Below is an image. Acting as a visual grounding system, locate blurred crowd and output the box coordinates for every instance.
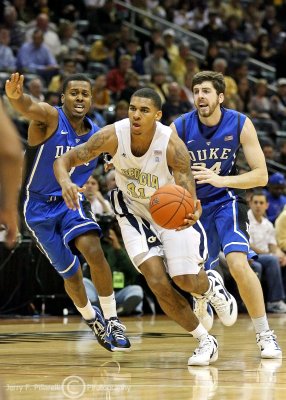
[1,0,286,314]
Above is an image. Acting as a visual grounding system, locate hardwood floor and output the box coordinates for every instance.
[0,314,285,399]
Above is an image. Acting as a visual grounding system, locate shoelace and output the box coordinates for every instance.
[106,319,127,340]
[90,319,107,342]
[195,336,214,355]
[258,330,278,344]
[194,297,208,315]
[206,280,228,313]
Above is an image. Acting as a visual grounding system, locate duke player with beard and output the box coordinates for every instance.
[171,71,281,359]
[5,72,130,352]
[53,87,239,366]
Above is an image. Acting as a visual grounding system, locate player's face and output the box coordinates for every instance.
[61,81,92,118]
[128,96,162,136]
[193,81,224,118]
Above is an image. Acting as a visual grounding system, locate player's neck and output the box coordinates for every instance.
[199,107,222,127]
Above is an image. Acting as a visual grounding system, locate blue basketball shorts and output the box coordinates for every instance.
[23,197,101,279]
[194,193,250,270]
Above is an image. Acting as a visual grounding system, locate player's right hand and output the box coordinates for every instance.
[5,73,24,100]
[61,180,86,211]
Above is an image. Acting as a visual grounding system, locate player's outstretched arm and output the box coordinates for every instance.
[5,72,55,122]
[54,124,117,210]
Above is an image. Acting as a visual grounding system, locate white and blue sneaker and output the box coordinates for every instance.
[256,330,282,359]
[188,335,218,366]
[85,306,113,352]
[206,270,237,327]
[106,317,131,352]
[193,296,214,331]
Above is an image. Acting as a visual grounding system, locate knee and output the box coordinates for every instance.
[145,274,172,298]
[172,275,196,292]
[228,260,251,282]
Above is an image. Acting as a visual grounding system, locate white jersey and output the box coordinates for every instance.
[112,118,174,220]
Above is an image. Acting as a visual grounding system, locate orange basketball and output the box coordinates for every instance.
[149,184,195,229]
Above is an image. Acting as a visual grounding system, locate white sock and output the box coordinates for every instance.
[98,292,117,320]
[251,315,270,334]
[75,299,95,320]
[190,322,208,340]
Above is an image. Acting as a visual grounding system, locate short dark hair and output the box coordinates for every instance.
[192,71,225,95]
[249,190,267,201]
[62,74,91,94]
[131,88,162,110]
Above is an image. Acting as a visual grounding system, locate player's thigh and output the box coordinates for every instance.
[161,227,204,277]
[216,199,249,256]
[117,214,164,269]
[29,219,80,278]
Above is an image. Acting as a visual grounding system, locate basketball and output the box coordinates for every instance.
[149,184,195,229]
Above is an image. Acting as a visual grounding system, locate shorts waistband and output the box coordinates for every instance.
[28,192,64,203]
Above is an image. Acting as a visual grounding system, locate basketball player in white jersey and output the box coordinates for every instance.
[54,88,237,366]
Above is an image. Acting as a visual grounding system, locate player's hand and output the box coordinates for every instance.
[61,180,86,210]
[5,73,24,100]
[176,200,202,231]
[192,165,225,188]
[0,208,18,248]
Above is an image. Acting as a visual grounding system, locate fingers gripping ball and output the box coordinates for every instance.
[149,184,194,229]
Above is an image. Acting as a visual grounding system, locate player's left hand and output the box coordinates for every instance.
[176,200,202,231]
[192,165,225,187]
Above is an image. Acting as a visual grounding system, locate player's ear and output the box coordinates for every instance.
[218,93,224,104]
[155,110,162,121]
[61,93,65,104]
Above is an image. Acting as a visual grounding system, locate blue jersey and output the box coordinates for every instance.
[174,108,246,201]
[23,107,99,198]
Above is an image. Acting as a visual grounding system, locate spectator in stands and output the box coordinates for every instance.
[170,42,192,85]
[27,77,45,102]
[212,58,238,105]
[248,191,286,313]
[119,70,141,103]
[2,5,26,53]
[180,70,195,108]
[92,74,111,113]
[199,10,224,43]
[88,33,119,69]
[237,77,252,114]
[161,81,191,125]
[124,36,144,75]
[261,140,276,161]
[84,173,113,216]
[147,69,169,105]
[162,28,179,63]
[143,42,170,77]
[249,79,279,133]
[271,78,286,124]
[17,29,59,84]
[87,0,120,35]
[106,54,133,100]
[274,38,286,80]
[255,33,276,66]
[105,100,129,124]
[26,13,61,58]
[48,57,77,94]
[265,172,286,224]
[141,27,163,59]
[276,140,286,166]
[58,19,85,59]
[0,28,16,72]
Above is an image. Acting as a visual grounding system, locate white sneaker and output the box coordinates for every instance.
[266,300,286,313]
[205,270,237,326]
[256,330,282,359]
[188,335,218,366]
[193,296,214,331]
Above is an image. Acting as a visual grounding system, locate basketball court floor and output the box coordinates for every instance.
[0,314,285,400]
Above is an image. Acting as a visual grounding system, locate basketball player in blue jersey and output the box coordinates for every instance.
[54,87,239,366]
[0,99,22,248]
[5,72,130,352]
[171,71,281,359]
